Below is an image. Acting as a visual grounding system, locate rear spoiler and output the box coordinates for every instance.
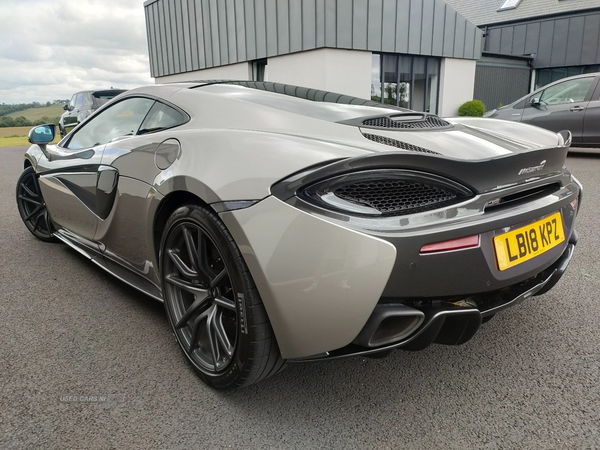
[272,144,569,199]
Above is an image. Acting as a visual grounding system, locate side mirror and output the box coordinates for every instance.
[63,104,70,111]
[530,97,541,107]
[28,124,56,145]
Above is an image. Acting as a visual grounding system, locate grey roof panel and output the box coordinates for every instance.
[485,10,600,69]
[444,0,600,26]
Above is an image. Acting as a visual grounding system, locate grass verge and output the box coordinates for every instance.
[0,126,60,148]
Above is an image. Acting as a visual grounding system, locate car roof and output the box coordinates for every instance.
[535,72,600,90]
[175,80,405,111]
[73,89,126,95]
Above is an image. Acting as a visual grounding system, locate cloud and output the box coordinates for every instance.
[0,0,153,103]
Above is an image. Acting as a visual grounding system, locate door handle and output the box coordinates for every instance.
[569,106,585,112]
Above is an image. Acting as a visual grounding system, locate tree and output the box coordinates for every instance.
[0,116,15,127]
[13,116,30,127]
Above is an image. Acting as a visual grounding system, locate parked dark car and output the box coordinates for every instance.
[59,89,126,137]
[484,72,600,147]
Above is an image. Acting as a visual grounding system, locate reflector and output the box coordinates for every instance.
[420,235,480,254]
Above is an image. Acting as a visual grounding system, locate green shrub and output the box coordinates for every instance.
[458,100,486,117]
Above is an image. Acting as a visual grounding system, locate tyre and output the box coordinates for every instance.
[160,204,285,390]
[16,167,57,242]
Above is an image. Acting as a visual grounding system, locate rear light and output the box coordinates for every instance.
[570,196,579,216]
[420,235,480,254]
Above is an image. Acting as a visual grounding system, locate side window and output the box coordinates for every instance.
[138,102,188,134]
[538,77,594,106]
[73,94,84,108]
[66,97,155,150]
[69,94,78,109]
[82,93,93,108]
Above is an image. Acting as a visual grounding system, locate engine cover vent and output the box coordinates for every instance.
[363,133,440,155]
[362,114,452,130]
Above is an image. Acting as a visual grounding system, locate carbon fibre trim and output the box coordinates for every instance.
[56,176,97,213]
[271,146,569,202]
[211,200,259,213]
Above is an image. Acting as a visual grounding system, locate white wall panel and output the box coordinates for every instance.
[155,61,250,83]
[266,49,372,99]
[438,57,476,117]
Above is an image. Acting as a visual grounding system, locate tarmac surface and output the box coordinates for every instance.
[1,146,599,449]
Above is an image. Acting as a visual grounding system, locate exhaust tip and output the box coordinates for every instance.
[353,305,425,348]
[370,315,424,347]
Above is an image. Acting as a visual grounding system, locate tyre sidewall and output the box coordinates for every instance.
[16,166,56,242]
[160,205,256,390]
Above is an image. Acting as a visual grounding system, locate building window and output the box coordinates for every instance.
[535,65,600,90]
[251,59,267,81]
[498,0,522,11]
[371,53,440,114]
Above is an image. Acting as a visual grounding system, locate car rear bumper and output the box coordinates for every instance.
[292,230,577,362]
[221,179,579,359]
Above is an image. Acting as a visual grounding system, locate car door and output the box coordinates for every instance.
[77,92,94,123]
[62,93,81,133]
[520,76,596,143]
[94,100,189,282]
[37,97,155,243]
[583,76,600,146]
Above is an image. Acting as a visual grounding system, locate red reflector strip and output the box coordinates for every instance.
[570,197,579,215]
[420,235,480,254]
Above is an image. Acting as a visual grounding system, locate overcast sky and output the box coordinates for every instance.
[0,0,153,104]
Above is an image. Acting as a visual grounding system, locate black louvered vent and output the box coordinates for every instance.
[363,133,440,155]
[485,183,561,212]
[362,115,451,129]
[334,180,463,216]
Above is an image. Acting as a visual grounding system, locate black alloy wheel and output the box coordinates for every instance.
[16,167,57,242]
[161,204,285,390]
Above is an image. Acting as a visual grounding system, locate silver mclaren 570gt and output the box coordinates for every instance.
[17,81,581,390]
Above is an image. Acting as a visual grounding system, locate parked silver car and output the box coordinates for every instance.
[484,72,600,147]
[59,89,126,137]
[18,81,581,390]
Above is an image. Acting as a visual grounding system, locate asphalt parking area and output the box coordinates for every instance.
[1,146,599,448]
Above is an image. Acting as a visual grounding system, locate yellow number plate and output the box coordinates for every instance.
[493,212,565,271]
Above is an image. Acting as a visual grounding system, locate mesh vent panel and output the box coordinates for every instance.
[363,133,440,155]
[362,115,451,129]
[334,180,460,215]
